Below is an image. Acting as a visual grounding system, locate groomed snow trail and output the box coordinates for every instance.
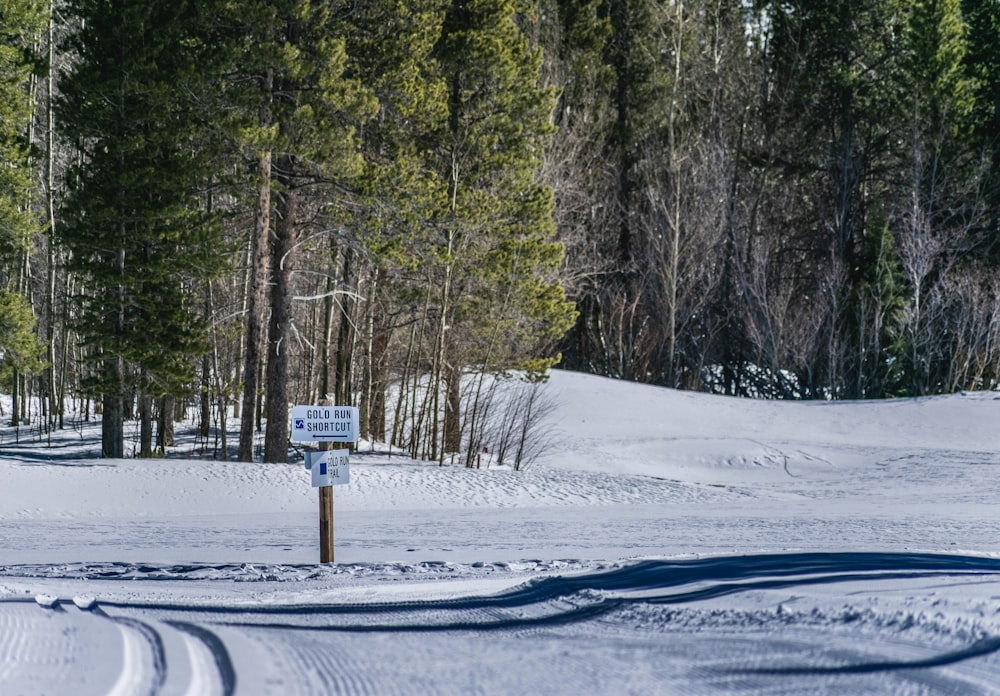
[4,552,1000,695]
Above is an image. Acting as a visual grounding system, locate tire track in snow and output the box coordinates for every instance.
[164,621,236,696]
[98,553,1000,645]
[105,618,154,696]
[742,635,1000,675]
[95,604,237,696]
[688,632,998,695]
[97,615,166,696]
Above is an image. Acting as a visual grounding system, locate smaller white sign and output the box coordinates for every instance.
[290,405,359,442]
[309,449,350,487]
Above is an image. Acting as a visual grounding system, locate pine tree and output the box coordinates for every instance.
[214,1,376,463]
[0,0,45,426]
[57,1,228,457]
[961,0,1000,258]
[894,0,981,394]
[758,0,906,396]
[0,0,45,277]
[542,0,614,376]
[430,0,575,458]
[552,0,659,382]
[844,213,907,397]
[902,0,977,174]
[0,289,45,425]
[339,0,450,442]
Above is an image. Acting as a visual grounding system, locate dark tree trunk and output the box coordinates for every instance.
[238,63,274,462]
[199,354,211,438]
[139,391,153,457]
[334,247,355,407]
[237,150,272,462]
[443,361,462,454]
[9,368,19,427]
[102,391,124,458]
[263,163,298,463]
[158,395,176,451]
[368,320,390,442]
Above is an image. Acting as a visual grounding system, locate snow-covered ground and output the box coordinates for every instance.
[2,370,1000,694]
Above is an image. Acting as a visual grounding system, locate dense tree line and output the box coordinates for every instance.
[1,0,997,460]
[550,0,1000,400]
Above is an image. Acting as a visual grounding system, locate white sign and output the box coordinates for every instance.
[290,405,359,442]
[308,449,350,487]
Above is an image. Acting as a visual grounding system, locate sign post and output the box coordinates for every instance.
[293,402,358,563]
[319,458,334,563]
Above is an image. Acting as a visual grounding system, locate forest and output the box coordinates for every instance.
[1,0,998,461]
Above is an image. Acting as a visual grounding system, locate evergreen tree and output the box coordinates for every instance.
[894,0,982,394]
[0,0,45,277]
[961,0,1000,258]
[340,0,450,441]
[580,0,658,381]
[843,214,907,397]
[430,0,575,457]
[217,1,376,463]
[57,1,227,457]
[0,288,45,425]
[0,0,45,425]
[758,0,906,396]
[543,0,615,376]
[902,0,977,179]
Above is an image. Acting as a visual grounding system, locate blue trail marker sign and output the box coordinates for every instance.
[306,449,350,487]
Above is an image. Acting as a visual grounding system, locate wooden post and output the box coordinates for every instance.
[319,473,334,563]
[318,398,334,563]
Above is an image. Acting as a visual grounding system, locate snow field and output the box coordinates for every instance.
[2,370,1000,694]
